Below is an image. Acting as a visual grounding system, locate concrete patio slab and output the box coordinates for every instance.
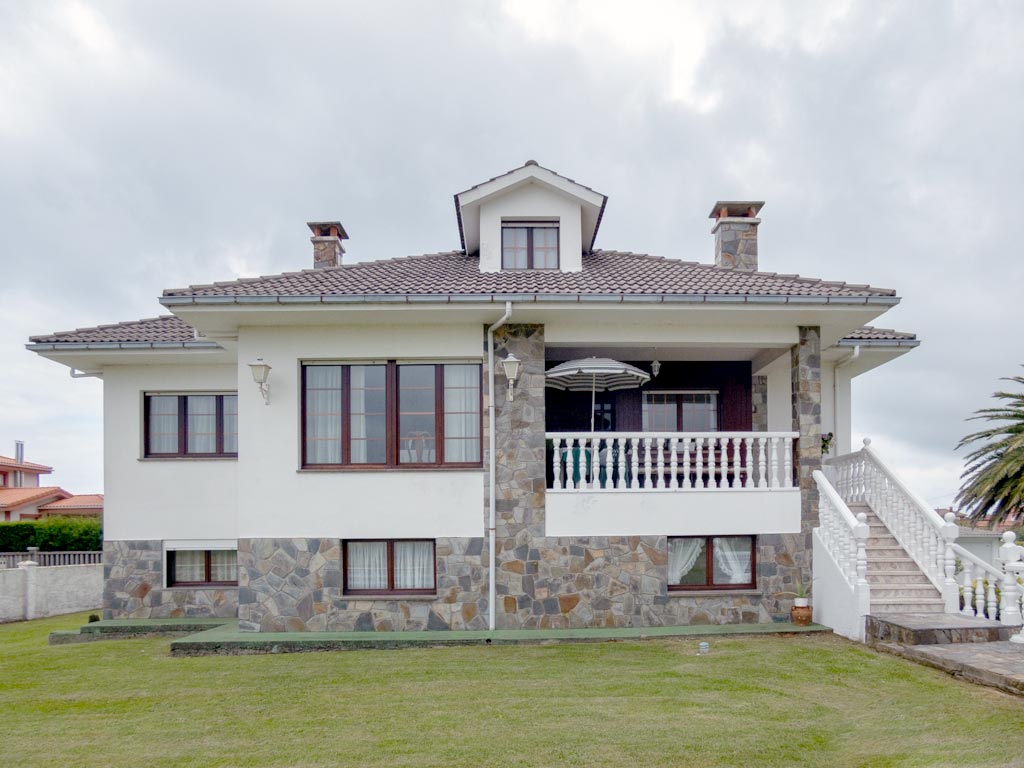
[879,641,1024,696]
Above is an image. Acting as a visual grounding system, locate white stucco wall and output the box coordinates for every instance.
[547,489,801,537]
[236,324,486,539]
[479,182,583,273]
[764,355,791,433]
[0,563,103,622]
[104,364,239,541]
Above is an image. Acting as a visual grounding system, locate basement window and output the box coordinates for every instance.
[668,536,755,590]
[166,549,238,587]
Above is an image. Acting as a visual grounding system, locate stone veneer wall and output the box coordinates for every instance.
[752,374,768,432]
[237,537,487,632]
[103,540,237,620]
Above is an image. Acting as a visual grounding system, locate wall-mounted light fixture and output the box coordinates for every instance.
[501,353,521,401]
[248,358,272,405]
[651,360,661,378]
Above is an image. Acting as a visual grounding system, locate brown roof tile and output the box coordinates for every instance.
[38,494,104,510]
[0,487,70,510]
[162,250,896,299]
[0,456,53,472]
[842,326,917,341]
[29,315,196,344]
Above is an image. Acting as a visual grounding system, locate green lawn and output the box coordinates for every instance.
[3,613,1023,767]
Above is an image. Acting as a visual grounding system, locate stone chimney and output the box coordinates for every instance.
[307,221,349,269]
[709,201,764,271]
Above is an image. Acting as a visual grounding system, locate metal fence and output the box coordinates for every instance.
[0,551,102,569]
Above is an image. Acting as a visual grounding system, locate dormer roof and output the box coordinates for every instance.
[454,161,607,255]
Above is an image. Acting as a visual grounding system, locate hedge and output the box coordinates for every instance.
[0,517,102,552]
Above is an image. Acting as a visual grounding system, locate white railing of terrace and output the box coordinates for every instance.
[811,469,870,640]
[546,432,798,492]
[0,551,102,569]
[827,438,960,612]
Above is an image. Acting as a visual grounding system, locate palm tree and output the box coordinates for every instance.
[955,368,1024,527]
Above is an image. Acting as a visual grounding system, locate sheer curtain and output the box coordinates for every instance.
[713,537,753,584]
[347,541,388,590]
[222,396,238,454]
[668,538,704,584]
[305,366,342,464]
[350,365,367,463]
[186,395,217,454]
[148,396,179,454]
[394,541,435,590]
[174,550,205,582]
[444,364,480,463]
[210,550,238,582]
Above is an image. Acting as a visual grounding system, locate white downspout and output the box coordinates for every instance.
[834,345,860,455]
[487,301,513,631]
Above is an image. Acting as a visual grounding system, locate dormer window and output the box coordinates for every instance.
[501,222,559,270]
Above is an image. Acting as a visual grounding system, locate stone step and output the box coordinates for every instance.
[867,559,923,572]
[866,546,914,558]
[870,584,942,600]
[871,599,946,614]
[866,571,934,585]
[865,613,1017,646]
[867,535,899,547]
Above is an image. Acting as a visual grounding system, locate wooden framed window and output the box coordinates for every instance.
[501,223,559,270]
[667,536,756,590]
[166,549,238,587]
[144,394,238,458]
[642,391,719,432]
[343,539,436,595]
[301,362,482,469]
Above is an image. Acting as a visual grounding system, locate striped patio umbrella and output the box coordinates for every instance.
[545,357,651,432]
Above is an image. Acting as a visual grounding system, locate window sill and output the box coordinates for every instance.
[342,593,438,602]
[297,466,483,473]
[668,589,761,598]
[165,585,239,591]
[139,457,237,462]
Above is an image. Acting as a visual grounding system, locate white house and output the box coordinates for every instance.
[30,161,940,635]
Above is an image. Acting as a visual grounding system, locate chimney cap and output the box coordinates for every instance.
[307,221,349,239]
[709,201,764,220]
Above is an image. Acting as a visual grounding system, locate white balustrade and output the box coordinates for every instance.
[546,431,799,492]
[827,438,960,612]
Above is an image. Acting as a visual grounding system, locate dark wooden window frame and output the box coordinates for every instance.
[501,222,560,270]
[342,538,437,595]
[166,549,239,588]
[143,393,238,458]
[667,535,757,591]
[301,361,483,470]
[642,389,721,433]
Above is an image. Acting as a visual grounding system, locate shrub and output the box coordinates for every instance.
[0,518,102,552]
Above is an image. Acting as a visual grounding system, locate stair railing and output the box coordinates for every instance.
[951,542,1023,624]
[828,438,960,613]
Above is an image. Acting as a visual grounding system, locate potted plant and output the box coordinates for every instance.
[776,581,812,626]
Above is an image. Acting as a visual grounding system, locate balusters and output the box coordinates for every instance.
[566,438,578,490]
[707,437,719,488]
[975,574,986,618]
[987,578,999,620]
[551,437,563,490]
[855,512,869,586]
[695,437,705,488]
[743,437,753,490]
[655,437,665,489]
[642,438,653,489]
[769,437,780,488]
[603,437,614,491]
[630,438,639,491]
[682,438,693,489]
[783,436,793,488]
[757,437,767,489]
[960,563,975,617]
[616,437,627,490]
[669,438,679,490]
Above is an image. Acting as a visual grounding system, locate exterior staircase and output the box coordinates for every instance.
[854,502,945,615]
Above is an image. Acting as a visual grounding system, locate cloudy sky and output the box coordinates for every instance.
[1,1,1021,505]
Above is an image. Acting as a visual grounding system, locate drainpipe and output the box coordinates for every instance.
[487,301,513,631]
[833,345,860,455]
[70,368,103,379]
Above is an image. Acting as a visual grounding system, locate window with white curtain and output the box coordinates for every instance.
[344,539,435,594]
[642,391,718,432]
[167,549,238,587]
[302,362,481,467]
[145,394,238,457]
[668,536,755,589]
[501,223,559,270]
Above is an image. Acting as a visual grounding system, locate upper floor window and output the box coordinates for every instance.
[302,361,481,468]
[642,391,718,432]
[501,223,559,270]
[144,394,238,458]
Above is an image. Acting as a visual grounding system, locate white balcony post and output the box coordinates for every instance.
[551,437,563,490]
[669,438,679,490]
[630,438,639,491]
[757,437,767,489]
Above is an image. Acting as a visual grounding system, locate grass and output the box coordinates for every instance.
[2,613,1023,767]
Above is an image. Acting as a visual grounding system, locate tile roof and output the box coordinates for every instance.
[29,315,197,344]
[38,494,104,510]
[0,487,70,510]
[842,326,917,341]
[0,456,53,472]
[162,250,896,299]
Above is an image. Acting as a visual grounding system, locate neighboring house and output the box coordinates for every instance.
[0,443,103,521]
[28,162,920,632]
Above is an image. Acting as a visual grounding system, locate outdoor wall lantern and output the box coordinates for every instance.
[501,353,521,401]
[248,358,272,405]
[650,360,661,378]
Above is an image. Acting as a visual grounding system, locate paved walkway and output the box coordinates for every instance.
[883,641,1024,696]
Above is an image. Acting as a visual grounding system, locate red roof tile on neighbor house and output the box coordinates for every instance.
[0,487,71,510]
[38,494,104,511]
[0,456,53,473]
[161,250,897,299]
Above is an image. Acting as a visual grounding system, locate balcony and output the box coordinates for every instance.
[544,431,802,537]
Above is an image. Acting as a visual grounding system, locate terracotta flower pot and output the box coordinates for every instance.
[790,604,812,626]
